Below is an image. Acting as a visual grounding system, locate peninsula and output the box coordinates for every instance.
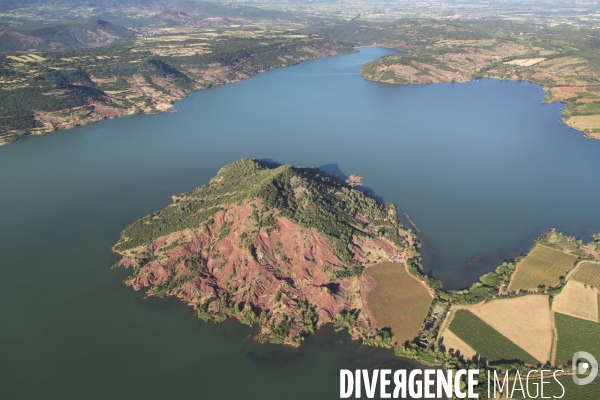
[114,159,418,345]
[114,159,600,396]
[305,19,600,140]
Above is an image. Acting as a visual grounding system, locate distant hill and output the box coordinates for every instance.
[0,1,309,44]
[0,19,134,54]
[130,1,307,26]
[1,0,306,24]
[0,0,162,11]
[136,10,204,27]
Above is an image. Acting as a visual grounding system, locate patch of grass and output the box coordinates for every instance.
[552,281,599,322]
[576,92,600,98]
[380,71,396,81]
[364,262,432,345]
[572,262,600,289]
[554,312,600,366]
[448,309,539,365]
[217,221,232,241]
[508,245,577,292]
[584,103,600,112]
[566,115,600,133]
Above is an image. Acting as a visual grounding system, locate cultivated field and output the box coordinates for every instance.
[362,262,432,345]
[572,262,600,288]
[7,54,46,62]
[448,309,539,365]
[508,245,578,292]
[549,376,600,399]
[555,312,600,366]
[504,57,545,67]
[507,376,600,400]
[552,280,599,322]
[470,295,552,363]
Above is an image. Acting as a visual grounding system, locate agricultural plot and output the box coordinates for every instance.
[6,54,46,63]
[504,376,600,399]
[470,295,552,363]
[508,245,577,292]
[363,262,432,345]
[572,262,600,288]
[555,312,600,366]
[504,57,545,66]
[552,280,598,322]
[448,309,539,365]
[547,376,600,399]
[440,329,477,361]
[585,103,600,112]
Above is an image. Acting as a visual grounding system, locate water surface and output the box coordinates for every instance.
[1,46,600,398]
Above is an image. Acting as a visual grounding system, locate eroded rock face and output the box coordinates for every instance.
[114,159,412,345]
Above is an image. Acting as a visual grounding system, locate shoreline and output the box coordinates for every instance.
[1,53,343,146]
[0,35,352,147]
[359,45,600,140]
[365,72,596,139]
[6,43,596,146]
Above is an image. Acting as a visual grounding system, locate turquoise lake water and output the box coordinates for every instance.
[1,46,600,398]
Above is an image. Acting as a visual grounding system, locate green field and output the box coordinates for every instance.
[448,309,539,365]
[552,375,600,399]
[576,92,600,99]
[585,103,600,112]
[555,312,600,366]
[506,375,600,399]
[508,245,578,292]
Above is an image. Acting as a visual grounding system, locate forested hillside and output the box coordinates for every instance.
[0,31,350,144]
[0,20,135,53]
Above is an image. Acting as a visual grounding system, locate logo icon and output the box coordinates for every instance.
[572,351,598,386]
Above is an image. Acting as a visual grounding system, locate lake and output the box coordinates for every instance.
[1,46,600,398]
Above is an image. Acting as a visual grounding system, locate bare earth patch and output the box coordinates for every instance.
[440,329,477,361]
[504,58,546,67]
[470,295,553,363]
[361,262,433,345]
[118,200,377,345]
[552,280,599,322]
[551,86,584,99]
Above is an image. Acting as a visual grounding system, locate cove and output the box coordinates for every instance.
[1,46,600,398]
